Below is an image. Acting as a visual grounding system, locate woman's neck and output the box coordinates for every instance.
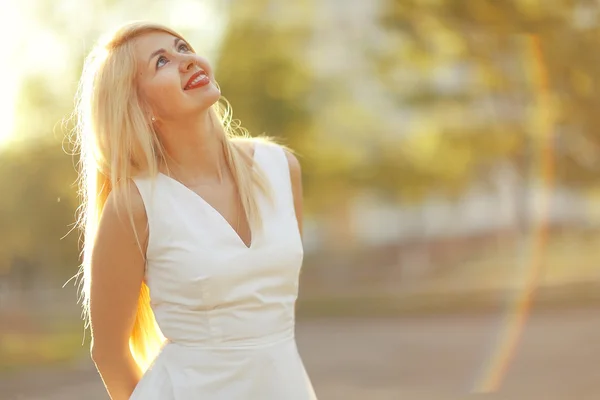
[157,109,228,184]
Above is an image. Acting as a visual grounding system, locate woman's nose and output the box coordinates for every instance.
[179,55,196,72]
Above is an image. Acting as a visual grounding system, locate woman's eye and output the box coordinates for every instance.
[156,55,168,68]
[178,43,191,52]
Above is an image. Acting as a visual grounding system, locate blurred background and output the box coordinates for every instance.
[2,0,600,399]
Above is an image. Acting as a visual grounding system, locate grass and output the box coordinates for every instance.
[425,232,600,292]
[296,281,600,319]
[0,320,88,373]
[297,232,600,318]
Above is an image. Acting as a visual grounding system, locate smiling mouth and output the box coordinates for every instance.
[184,70,210,90]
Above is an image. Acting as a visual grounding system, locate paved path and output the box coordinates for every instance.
[3,309,600,399]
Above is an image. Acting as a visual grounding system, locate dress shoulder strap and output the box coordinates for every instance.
[254,141,295,214]
[131,176,155,218]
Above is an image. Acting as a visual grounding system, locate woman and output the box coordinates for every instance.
[74,21,317,399]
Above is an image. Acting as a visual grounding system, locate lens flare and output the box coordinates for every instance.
[473,35,554,393]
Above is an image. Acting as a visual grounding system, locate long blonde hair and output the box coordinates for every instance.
[73,21,274,371]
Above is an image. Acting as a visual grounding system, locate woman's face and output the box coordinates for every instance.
[134,31,221,123]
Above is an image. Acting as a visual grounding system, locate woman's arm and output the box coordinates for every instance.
[284,150,303,237]
[89,183,148,400]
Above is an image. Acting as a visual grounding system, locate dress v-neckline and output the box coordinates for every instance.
[158,143,260,250]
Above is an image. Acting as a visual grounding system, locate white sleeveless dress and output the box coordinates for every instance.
[129,142,317,399]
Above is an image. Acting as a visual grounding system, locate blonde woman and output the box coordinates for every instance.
[74,21,317,399]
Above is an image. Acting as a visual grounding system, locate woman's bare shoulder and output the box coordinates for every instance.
[105,180,145,211]
[101,180,148,237]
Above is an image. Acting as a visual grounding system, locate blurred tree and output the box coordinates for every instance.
[215,0,432,211]
[215,0,334,210]
[374,0,600,203]
[0,140,79,282]
[215,0,314,147]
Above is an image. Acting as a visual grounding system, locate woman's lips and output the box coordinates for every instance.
[184,70,210,90]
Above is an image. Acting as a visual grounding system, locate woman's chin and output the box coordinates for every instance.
[187,85,221,110]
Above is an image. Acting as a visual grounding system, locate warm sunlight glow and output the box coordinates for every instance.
[0,3,23,147]
[169,0,226,56]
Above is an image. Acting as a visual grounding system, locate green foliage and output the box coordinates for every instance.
[373,0,600,198]
[215,1,322,209]
[0,141,80,279]
[215,5,314,146]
